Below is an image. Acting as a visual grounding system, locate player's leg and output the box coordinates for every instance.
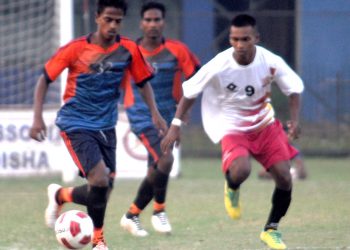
[89,129,116,249]
[53,138,116,207]
[59,130,112,249]
[224,156,251,219]
[120,163,152,237]
[260,160,291,250]
[150,150,173,234]
[87,160,110,249]
[121,128,173,235]
[256,120,296,250]
[266,161,292,230]
[221,134,251,219]
[44,131,92,228]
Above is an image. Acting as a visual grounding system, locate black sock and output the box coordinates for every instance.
[264,188,292,231]
[225,171,240,190]
[132,178,154,213]
[153,169,169,205]
[87,186,108,229]
[72,184,88,205]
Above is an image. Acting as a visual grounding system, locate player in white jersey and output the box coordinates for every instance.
[161,14,304,250]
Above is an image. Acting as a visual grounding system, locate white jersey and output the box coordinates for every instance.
[183,46,304,143]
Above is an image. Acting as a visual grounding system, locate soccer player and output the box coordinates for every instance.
[29,0,167,249]
[119,1,200,237]
[161,14,304,250]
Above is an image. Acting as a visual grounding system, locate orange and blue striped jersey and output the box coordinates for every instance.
[44,34,153,132]
[123,38,200,134]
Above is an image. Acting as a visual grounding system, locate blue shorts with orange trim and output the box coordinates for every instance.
[136,127,162,167]
[60,129,116,177]
[221,119,298,173]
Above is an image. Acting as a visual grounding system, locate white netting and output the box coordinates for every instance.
[0,0,61,108]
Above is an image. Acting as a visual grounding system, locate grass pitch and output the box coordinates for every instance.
[0,157,349,250]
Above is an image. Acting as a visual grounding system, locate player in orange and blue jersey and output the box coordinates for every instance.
[119,1,200,237]
[29,1,167,249]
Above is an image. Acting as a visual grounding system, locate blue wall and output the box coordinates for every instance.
[182,0,215,63]
[182,0,215,123]
[300,0,350,123]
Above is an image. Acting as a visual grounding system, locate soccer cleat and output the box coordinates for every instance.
[151,211,172,234]
[45,183,62,228]
[224,181,241,219]
[260,229,287,250]
[120,214,149,237]
[92,241,108,250]
[92,230,108,250]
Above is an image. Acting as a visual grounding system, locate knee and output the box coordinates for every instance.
[157,153,174,174]
[239,166,251,180]
[227,158,251,183]
[88,166,110,187]
[275,171,292,190]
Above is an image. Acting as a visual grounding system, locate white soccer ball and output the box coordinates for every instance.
[55,210,94,249]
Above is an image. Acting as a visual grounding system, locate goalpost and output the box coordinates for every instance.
[0,0,180,182]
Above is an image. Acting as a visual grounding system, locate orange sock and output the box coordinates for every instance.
[153,202,165,213]
[57,187,73,204]
[93,227,105,244]
[128,203,141,215]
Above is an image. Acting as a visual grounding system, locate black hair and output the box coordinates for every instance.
[96,0,128,15]
[140,1,166,18]
[231,14,256,27]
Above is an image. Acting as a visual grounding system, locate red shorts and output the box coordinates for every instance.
[221,120,298,173]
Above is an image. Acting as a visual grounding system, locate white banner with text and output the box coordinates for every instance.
[0,110,180,181]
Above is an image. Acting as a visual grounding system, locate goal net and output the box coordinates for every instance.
[0,0,77,181]
[0,0,62,108]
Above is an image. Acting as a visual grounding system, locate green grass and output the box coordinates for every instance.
[0,157,350,250]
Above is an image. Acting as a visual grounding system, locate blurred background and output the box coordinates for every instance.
[1,0,349,160]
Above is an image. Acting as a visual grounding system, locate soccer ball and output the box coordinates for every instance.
[55,210,94,249]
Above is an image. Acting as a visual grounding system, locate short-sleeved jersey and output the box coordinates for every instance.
[123,38,200,134]
[183,46,304,143]
[44,34,153,132]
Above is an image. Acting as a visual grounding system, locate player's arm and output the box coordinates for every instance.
[171,43,201,125]
[30,74,49,141]
[29,41,73,141]
[273,56,304,141]
[161,58,217,153]
[138,82,168,135]
[161,96,196,154]
[287,93,301,140]
[181,50,201,125]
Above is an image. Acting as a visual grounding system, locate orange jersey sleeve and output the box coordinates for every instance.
[120,38,154,85]
[165,40,200,80]
[165,40,201,102]
[44,37,85,82]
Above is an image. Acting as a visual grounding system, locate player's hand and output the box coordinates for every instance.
[29,118,47,142]
[152,113,168,137]
[161,125,181,154]
[286,120,300,141]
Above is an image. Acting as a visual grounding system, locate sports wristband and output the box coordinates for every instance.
[171,118,182,127]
